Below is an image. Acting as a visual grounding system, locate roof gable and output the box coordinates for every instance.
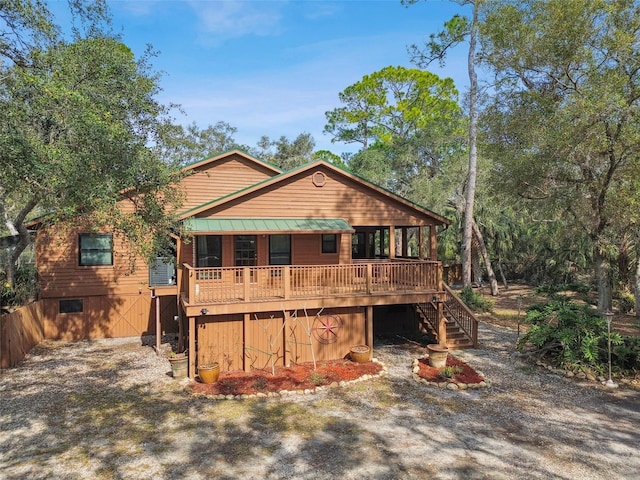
[177,150,283,214]
[181,160,450,226]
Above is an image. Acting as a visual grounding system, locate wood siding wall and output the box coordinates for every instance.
[199,165,439,227]
[0,301,45,369]
[180,153,278,212]
[37,224,150,299]
[196,307,365,372]
[41,294,178,341]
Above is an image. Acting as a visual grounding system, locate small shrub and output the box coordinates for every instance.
[439,365,463,379]
[252,377,267,391]
[459,286,494,312]
[309,372,325,385]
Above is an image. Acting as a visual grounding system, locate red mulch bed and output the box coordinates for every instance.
[416,354,485,385]
[189,359,383,396]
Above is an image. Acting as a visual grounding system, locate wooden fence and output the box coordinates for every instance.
[0,300,45,369]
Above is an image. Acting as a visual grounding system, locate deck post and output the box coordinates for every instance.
[366,306,373,349]
[186,265,195,303]
[188,315,196,379]
[437,298,447,346]
[243,313,251,372]
[366,263,372,294]
[283,310,289,367]
[418,227,425,260]
[429,226,437,261]
[154,291,161,353]
[389,226,396,259]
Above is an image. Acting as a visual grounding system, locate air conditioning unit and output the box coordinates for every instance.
[149,257,175,286]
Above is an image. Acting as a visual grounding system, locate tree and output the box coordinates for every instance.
[0,36,182,286]
[253,132,315,170]
[480,0,640,312]
[157,120,242,166]
[324,66,463,200]
[324,65,459,150]
[405,1,495,293]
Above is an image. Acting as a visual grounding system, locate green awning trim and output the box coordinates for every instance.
[183,218,354,234]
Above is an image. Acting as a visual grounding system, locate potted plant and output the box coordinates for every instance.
[350,344,371,363]
[167,350,188,378]
[197,345,220,384]
[426,344,449,369]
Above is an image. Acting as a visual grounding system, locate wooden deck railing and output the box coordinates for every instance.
[443,284,479,347]
[182,261,442,305]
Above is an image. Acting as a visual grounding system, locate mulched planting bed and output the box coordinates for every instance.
[416,354,485,385]
[189,359,383,396]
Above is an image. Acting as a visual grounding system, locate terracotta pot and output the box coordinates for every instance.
[426,344,449,369]
[198,362,220,384]
[168,354,188,378]
[350,345,371,363]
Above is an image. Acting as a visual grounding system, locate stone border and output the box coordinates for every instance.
[411,358,489,391]
[533,359,640,390]
[188,359,388,400]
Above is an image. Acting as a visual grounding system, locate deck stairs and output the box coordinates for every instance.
[415,284,478,350]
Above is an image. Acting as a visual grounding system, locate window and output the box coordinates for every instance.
[269,234,291,265]
[79,234,113,266]
[59,299,83,314]
[196,235,222,267]
[322,234,337,254]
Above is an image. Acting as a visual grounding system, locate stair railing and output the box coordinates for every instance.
[442,284,478,347]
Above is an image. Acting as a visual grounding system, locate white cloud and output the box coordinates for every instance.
[188,0,287,41]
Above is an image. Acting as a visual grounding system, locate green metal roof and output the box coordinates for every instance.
[183,218,354,234]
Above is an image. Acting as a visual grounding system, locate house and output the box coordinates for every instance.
[34,150,477,378]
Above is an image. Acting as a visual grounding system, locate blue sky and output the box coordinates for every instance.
[56,0,472,155]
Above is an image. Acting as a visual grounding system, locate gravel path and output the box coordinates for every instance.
[1,322,639,479]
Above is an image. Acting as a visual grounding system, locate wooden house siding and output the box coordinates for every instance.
[179,153,279,212]
[41,294,177,341]
[37,225,149,299]
[196,307,365,372]
[195,166,438,227]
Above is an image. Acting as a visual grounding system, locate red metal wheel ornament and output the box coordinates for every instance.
[312,314,343,344]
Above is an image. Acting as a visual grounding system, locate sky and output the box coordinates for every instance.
[54,0,472,156]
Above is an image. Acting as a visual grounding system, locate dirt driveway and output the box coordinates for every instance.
[1,321,639,480]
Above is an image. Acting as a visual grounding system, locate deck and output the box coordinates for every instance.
[180,260,443,316]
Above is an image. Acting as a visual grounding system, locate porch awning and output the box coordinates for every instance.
[183,218,354,235]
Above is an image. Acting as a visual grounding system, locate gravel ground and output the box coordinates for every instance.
[1,322,639,480]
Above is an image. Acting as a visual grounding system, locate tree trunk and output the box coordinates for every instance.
[462,2,479,288]
[5,198,38,287]
[634,254,640,317]
[472,220,499,296]
[594,249,612,313]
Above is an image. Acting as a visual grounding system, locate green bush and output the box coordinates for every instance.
[517,298,623,373]
[0,264,38,307]
[459,286,494,312]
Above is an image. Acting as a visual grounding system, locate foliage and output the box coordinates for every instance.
[611,336,640,373]
[324,65,461,149]
[481,0,640,311]
[252,133,315,170]
[439,365,463,379]
[459,286,494,312]
[156,121,244,166]
[1,33,183,285]
[517,299,622,372]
